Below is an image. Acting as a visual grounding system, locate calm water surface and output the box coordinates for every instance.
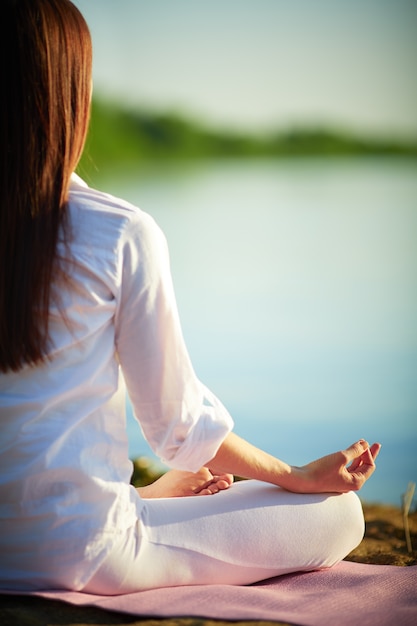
[95,158,417,506]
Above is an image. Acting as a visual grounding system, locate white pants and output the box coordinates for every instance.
[84,480,365,594]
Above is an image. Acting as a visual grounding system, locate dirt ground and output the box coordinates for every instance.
[346,501,417,567]
[1,501,416,626]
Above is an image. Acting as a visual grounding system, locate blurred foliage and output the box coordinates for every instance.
[78,97,417,179]
[130,456,165,488]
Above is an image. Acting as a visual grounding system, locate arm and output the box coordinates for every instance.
[117,213,233,472]
[117,209,380,497]
[137,433,380,498]
[207,432,381,494]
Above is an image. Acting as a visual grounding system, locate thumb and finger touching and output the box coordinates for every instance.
[344,441,381,488]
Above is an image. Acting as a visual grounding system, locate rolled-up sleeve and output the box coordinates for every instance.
[114,211,234,472]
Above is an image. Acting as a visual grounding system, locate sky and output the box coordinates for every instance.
[72,0,417,139]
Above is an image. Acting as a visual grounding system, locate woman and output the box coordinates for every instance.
[0,0,380,594]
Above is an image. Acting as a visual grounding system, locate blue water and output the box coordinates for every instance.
[98,157,417,507]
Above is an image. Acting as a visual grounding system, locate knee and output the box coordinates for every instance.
[341,491,365,540]
[323,491,365,567]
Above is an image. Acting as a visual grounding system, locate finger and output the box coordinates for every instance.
[347,442,381,472]
[193,480,215,494]
[347,455,363,472]
[210,473,233,487]
[193,475,229,494]
[207,471,234,486]
[347,447,374,473]
[360,447,375,466]
[349,450,376,483]
[216,473,234,486]
[353,460,376,482]
[370,442,381,461]
[197,482,226,495]
[196,487,215,496]
[342,440,369,464]
[215,479,231,490]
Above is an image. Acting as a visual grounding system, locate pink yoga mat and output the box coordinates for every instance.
[19,561,417,626]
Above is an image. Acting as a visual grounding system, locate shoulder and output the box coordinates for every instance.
[69,173,156,228]
[67,174,166,251]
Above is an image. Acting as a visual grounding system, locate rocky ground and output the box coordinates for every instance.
[1,500,415,626]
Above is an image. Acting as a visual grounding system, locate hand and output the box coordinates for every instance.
[292,440,381,494]
[136,467,234,499]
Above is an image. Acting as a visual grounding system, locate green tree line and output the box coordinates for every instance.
[78,97,417,177]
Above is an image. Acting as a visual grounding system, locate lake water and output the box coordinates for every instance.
[95,157,417,507]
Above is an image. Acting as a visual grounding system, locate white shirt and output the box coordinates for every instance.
[0,175,233,590]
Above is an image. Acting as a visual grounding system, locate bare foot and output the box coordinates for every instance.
[137,467,234,498]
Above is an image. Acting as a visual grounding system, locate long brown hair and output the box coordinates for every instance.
[0,0,92,372]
